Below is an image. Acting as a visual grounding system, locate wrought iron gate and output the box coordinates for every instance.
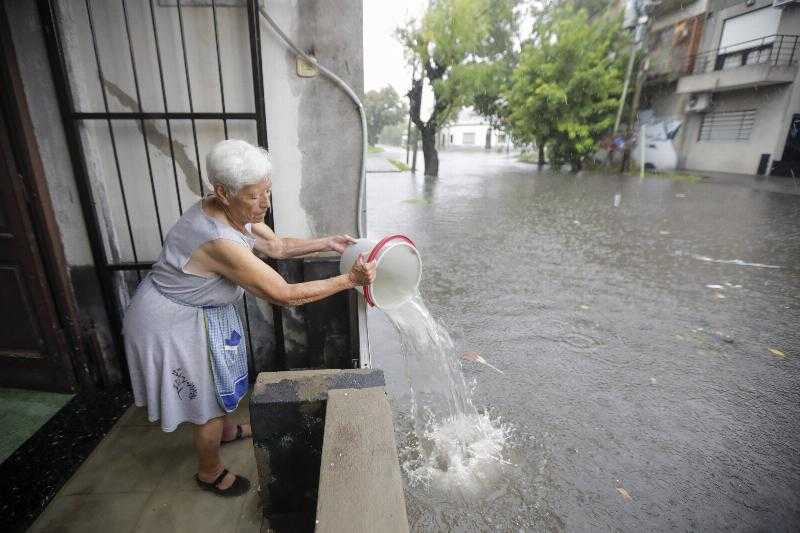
[38,0,281,377]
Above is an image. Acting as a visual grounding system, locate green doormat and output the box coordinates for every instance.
[0,388,73,463]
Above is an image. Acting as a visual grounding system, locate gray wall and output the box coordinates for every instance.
[682,84,791,174]
[4,0,365,382]
[261,0,364,238]
[653,1,800,174]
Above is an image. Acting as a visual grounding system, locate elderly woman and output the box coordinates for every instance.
[123,139,375,496]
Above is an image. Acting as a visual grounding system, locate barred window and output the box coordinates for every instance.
[698,110,756,142]
[462,132,476,145]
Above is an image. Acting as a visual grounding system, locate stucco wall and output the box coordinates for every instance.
[5,0,365,380]
[682,85,791,174]
[261,0,364,239]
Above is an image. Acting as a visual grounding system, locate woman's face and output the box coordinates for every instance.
[221,178,272,225]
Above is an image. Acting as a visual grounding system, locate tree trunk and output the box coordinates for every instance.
[485,127,492,150]
[420,127,439,177]
[537,141,545,169]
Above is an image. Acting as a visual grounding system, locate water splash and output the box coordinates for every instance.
[383,294,513,491]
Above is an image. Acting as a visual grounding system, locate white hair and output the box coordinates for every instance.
[205,139,272,193]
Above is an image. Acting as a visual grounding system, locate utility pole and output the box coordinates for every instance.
[618,0,654,173]
[405,62,417,165]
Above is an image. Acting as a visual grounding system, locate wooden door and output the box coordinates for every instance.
[0,105,74,392]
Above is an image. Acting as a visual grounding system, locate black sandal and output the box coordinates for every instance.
[195,468,250,497]
[221,424,251,445]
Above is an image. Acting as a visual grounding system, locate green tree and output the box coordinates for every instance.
[505,6,625,170]
[399,0,518,176]
[364,86,407,147]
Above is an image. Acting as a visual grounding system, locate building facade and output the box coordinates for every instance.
[0,0,366,394]
[438,108,515,151]
[641,0,799,176]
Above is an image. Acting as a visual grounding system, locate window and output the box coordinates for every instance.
[698,110,756,142]
[462,132,476,145]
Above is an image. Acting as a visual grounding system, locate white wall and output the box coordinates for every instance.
[55,0,364,266]
[682,85,791,173]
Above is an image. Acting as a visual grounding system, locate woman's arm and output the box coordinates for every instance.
[249,222,355,259]
[193,239,374,306]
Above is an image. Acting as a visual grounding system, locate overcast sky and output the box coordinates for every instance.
[362,0,427,96]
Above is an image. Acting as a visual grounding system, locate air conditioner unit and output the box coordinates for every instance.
[685,93,712,113]
[774,0,800,8]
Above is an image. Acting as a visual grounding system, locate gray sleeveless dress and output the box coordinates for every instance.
[122,199,256,432]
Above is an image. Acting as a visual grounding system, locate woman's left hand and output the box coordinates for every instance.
[326,234,357,254]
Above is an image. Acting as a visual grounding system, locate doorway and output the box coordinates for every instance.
[772,113,800,177]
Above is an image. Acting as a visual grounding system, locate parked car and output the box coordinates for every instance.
[632,119,682,171]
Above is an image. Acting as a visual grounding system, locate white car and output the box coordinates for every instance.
[632,119,681,171]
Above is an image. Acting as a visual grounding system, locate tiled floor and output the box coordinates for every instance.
[0,388,73,463]
[28,400,262,533]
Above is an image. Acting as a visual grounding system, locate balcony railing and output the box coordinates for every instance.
[689,34,800,75]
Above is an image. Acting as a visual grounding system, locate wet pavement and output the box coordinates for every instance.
[366,146,800,531]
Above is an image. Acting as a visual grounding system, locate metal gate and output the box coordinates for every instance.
[38,0,281,378]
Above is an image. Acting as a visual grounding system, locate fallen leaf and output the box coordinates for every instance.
[769,348,786,358]
[616,487,632,501]
[461,351,504,374]
[579,305,590,310]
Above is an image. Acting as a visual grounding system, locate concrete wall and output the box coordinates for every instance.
[675,2,800,173]
[261,0,364,239]
[682,84,791,173]
[5,0,365,381]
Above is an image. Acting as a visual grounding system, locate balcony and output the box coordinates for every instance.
[677,34,799,94]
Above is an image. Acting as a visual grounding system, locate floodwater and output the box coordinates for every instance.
[366,147,800,532]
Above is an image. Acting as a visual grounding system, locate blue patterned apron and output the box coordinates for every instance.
[203,304,249,412]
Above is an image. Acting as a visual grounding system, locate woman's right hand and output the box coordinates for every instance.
[348,253,377,287]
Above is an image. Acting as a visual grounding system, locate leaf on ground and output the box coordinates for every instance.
[461,351,504,374]
[769,348,786,358]
[616,487,632,501]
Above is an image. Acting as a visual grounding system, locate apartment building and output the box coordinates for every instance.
[641,0,799,176]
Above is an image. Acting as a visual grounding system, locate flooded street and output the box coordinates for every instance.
[366,147,800,531]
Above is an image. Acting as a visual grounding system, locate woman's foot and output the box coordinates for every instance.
[221,423,252,444]
[195,466,250,497]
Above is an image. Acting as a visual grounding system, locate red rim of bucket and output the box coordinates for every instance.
[363,234,416,307]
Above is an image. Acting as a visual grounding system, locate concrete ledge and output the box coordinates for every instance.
[315,388,409,533]
[250,369,386,526]
[676,64,797,94]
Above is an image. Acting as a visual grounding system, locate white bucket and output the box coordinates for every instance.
[339,235,422,309]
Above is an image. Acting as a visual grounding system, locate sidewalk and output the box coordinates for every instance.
[366,146,405,173]
[28,400,262,533]
[690,169,800,195]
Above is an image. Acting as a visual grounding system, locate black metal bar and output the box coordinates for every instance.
[148,0,183,215]
[790,36,798,66]
[247,0,284,369]
[246,0,268,152]
[72,111,257,120]
[84,0,139,264]
[176,0,205,196]
[121,0,164,245]
[210,0,229,140]
[37,0,127,387]
[107,262,155,271]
